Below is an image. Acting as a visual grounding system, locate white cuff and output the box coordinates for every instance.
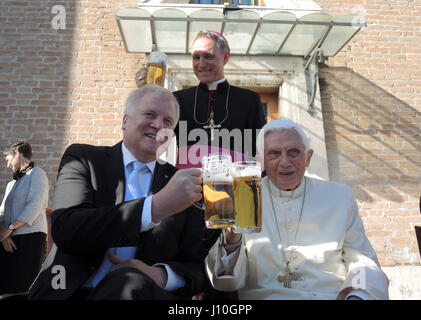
[219,245,241,276]
[140,196,160,232]
[153,263,186,291]
[345,290,370,300]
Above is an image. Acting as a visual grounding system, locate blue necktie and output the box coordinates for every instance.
[127,161,150,200]
[90,161,150,287]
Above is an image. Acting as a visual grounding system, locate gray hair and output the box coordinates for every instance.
[192,30,230,53]
[256,119,311,156]
[124,84,180,122]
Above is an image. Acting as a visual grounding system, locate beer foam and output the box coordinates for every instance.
[203,175,233,183]
[232,167,261,178]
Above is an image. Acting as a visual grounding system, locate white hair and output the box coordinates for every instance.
[124,84,180,121]
[256,119,311,156]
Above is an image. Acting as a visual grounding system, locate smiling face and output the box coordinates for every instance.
[264,129,313,191]
[122,92,178,163]
[191,36,230,84]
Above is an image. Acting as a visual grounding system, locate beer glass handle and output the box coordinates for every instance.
[193,200,205,211]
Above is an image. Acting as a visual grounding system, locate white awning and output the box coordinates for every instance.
[116,3,365,57]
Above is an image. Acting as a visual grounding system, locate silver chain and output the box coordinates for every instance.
[193,84,230,126]
[266,177,307,269]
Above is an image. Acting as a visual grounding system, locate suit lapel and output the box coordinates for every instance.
[150,162,172,195]
[105,142,126,205]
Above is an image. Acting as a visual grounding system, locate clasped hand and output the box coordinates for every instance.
[107,253,168,289]
[0,223,12,242]
[0,223,16,252]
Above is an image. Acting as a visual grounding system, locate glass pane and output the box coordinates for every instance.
[192,0,222,3]
[321,14,366,56]
[191,0,255,3]
[116,9,152,53]
[249,11,296,54]
[116,7,363,56]
[224,10,260,54]
[280,13,331,55]
[120,20,152,52]
[232,0,252,4]
[189,9,224,52]
[153,9,187,53]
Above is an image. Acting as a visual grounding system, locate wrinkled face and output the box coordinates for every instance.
[5,151,21,172]
[191,36,230,84]
[122,93,178,163]
[264,129,313,191]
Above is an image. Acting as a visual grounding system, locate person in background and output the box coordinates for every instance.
[205,119,389,300]
[0,140,49,295]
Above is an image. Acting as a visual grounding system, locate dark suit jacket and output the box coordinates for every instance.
[174,81,266,157]
[28,142,206,299]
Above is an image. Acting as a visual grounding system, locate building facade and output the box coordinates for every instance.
[0,0,420,298]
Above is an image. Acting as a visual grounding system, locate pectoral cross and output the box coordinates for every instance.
[203,112,221,141]
[277,263,300,288]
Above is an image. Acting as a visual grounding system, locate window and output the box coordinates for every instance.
[231,0,252,4]
[261,102,268,122]
[191,0,220,3]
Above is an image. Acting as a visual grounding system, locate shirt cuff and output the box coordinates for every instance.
[153,263,186,291]
[345,290,370,300]
[140,196,160,232]
[219,245,241,276]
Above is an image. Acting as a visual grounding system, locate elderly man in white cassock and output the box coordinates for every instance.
[205,119,389,300]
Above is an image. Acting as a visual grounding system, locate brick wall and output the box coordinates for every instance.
[0,0,143,196]
[316,0,421,266]
[1,0,420,267]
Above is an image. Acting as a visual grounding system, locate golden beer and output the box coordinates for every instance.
[203,179,235,229]
[145,62,166,86]
[233,176,262,233]
[232,161,262,233]
[145,51,167,86]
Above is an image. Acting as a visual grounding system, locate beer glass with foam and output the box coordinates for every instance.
[201,154,235,229]
[232,161,262,233]
[145,51,167,86]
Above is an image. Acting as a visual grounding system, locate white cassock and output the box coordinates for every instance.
[205,176,389,300]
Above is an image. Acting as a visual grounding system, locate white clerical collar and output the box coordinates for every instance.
[121,142,156,173]
[268,177,306,200]
[206,77,226,91]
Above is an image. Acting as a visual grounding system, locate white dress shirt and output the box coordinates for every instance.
[207,77,226,90]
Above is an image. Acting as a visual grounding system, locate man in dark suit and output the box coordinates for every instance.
[28,85,205,300]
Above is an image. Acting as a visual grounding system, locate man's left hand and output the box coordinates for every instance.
[107,253,168,288]
[0,225,12,242]
[135,68,147,88]
[1,237,17,253]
